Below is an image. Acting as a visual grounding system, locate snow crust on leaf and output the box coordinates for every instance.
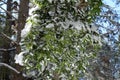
[14,52,25,66]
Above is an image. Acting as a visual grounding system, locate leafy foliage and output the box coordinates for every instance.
[21,0,102,79]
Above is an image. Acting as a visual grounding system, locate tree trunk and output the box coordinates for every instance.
[17,0,29,43]
[12,0,29,80]
[5,0,13,35]
[1,0,12,80]
[0,0,29,80]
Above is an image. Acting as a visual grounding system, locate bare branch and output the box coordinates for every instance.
[0,6,17,20]
[101,27,120,36]
[0,0,7,4]
[7,47,16,51]
[0,32,19,46]
[0,47,16,52]
[0,63,20,74]
[0,48,7,51]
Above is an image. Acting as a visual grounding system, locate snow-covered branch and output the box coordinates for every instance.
[0,63,20,74]
[0,47,16,52]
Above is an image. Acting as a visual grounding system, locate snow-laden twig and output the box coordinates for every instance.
[0,47,16,51]
[0,62,20,74]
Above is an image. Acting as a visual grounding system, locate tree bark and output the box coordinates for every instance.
[17,0,29,43]
[12,0,29,80]
[5,0,13,35]
[1,0,12,80]
[0,0,29,80]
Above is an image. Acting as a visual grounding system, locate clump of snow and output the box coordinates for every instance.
[26,70,37,77]
[14,51,27,66]
[48,0,72,3]
[40,60,46,72]
[114,70,119,79]
[29,5,39,16]
[90,24,98,31]
[21,22,32,38]
[11,35,17,41]
[14,53,24,66]
[29,3,34,9]
[48,0,53,3]
[21,5,40,39]
[48,11,55,16]
[46,23,54,28]
[57,19,84,30]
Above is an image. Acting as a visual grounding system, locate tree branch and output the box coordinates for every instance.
[0,62,20,74]
[101,27,120,37]
[0,32,19,46]
[0,6,17,20]
[0,0,7,4]
[0,47,16,52]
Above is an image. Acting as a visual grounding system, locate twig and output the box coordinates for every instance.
[0,6,17,20]
[0,62,20,74]
[7,47,16,51]
[101,27,120,36]
[0,47,16,52]
[0,48,7,51]
[0,32,19,46]
[0,0,7,4]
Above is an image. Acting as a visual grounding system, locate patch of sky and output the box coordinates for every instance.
[96,0,120,43]
[103,0,115,7]
[100,0,120,29]
[0,0,19,18]
[0,1,6,12]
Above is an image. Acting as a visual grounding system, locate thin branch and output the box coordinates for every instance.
[7,47,16,51]
[0,6,17,20]
[109,19,120,26]
[0,32,19,46]
[0,11,18,13]
[0,62,20,74]
[96,24,112,31]
[102,4,115,10]
[101,27,120,36]
[0,0,7,4]
[99,14,118,17]
[0,48,7,51]
[0,47,16,52]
